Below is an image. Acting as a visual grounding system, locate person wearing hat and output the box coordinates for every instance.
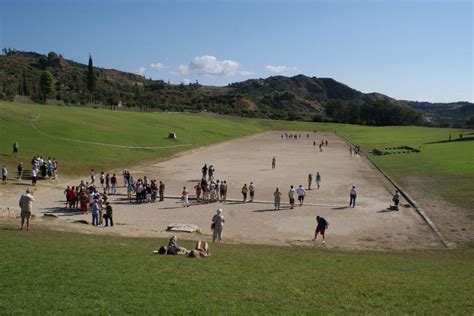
[19,188,34,231]
[211,209,225,243]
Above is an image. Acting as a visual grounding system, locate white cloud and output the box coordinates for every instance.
[135,67,146,76]
[265,65,297,73]
[150,63,165,70]
[239,70,253,76]
[176,55,240,76]
[182,79,191,85]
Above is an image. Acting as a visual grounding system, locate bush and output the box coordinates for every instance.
[312,114,323,122]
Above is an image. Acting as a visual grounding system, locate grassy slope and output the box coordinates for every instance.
[0,228,473,314]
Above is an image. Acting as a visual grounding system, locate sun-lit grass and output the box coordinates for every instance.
[0,226,472,314]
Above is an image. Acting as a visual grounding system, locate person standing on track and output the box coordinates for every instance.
[297,185,306,206]
[308,174,312,190]
[315,172,321,189]
[202,164,208,179]
[288,185,296,209]
[182,186,190,207]
[272,156,276,170]
[274,187,282,210]
[349,186,357,207]
[211,208,225,243]
[111,174,117,195]
[249,182,256,202]
[312,216,328,243]
[90,169,96,185]
[241,184,248,203]
[181,187,189,207]
[222,181,228,203]
[159,181,165,201]
[19,188,34,231]
[17,162,23,181]
[31,167,37,186]
[392,190,400,209]
[2,164,8,185]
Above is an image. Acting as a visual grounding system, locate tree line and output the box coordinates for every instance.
[323,99,422,126]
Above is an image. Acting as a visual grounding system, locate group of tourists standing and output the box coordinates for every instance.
[2,155,58,186]
[64,180,114,227]
[194,176,228,204]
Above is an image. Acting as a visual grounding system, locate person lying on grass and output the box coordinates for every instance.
[153,239,211,257]
[152,236,189,255]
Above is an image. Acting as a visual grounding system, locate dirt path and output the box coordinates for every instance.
[0,131,442,250]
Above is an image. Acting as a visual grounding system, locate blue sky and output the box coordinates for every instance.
[1,0,472,102]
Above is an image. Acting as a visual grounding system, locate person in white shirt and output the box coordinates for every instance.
[19,188,35,230]
[249,182,256,202]
[182,186,190,207]
[297,185,306,206]
[211,209,225,243]
[288,185,296,209]
[31,168,37,186]
[1,164,7,184]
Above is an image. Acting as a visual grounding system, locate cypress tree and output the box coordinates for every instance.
[22,70,28,96]
[39,70,54,100]
[18,80,22,95]
[86,53,96,103]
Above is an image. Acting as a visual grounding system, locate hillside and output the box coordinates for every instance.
[0,49,467,125]
[406,101,474,127]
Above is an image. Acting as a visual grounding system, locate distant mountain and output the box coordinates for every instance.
[404,101,474,127]
[0,49,469,126]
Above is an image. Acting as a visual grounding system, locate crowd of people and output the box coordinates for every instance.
[1,153,59,186]
[11,131,402,250]
[63,181,114,227]
[191,164,229,205]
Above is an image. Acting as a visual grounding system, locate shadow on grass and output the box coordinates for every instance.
[424,136,474,145]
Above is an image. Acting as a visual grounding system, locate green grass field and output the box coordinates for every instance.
[0,226,473,314]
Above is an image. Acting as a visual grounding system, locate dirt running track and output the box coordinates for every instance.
[0,131,442,250]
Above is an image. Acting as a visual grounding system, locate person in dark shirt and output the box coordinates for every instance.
[312,216,328,243]
[392,190,400,209]
[159,181,165,201]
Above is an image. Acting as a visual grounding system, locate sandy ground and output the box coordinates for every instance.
[0,131,442,250]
